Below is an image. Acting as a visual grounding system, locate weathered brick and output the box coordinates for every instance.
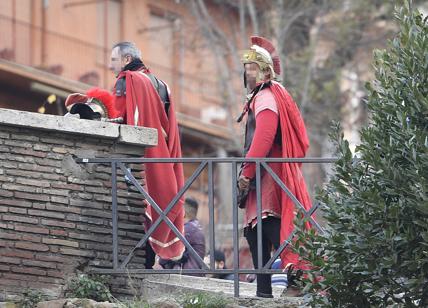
[42,188,69,197]
[14,192,49,202]
[32,202,46,209]
[0,145,10,153]
[2,161,18,169]
[42,238,79,248]
[22,260,57,269]
[2,183,41,194]
[4,272,39,282]
[16,178,51,188]
[14,225,49,235]
[0,154,35,163]
[60,248,94,257]
[85,186,110,194]
[5,169,41,179]
[0,248,33,259]
[49,229,68,237]
[0,264,10,271]
[18,163,52,173]
[38,276,63,283]
[10,134,39,142]
[51,147,69,154]
[46,270,64,278]
[50,196,69,204]
[35,158,62,168]
[77,193,93,200]
[10,148,47,158]
[69,199,104,209]
[0,189,13,197]
[28,209,65,219]
[21,234,42,243]
[0,199,32,207]
[41,219,75,229]
[68,232,103,242]
[35,254,70,263]
[11,266,46,276]
[41,173,66,181]
[8,207,27,214]
[2,214,38,224]
[0,239,14,248]
[33,144,51,152]
[0,132,10,139]
[0,232,21,240]
[40,137,74,146]
[68,177,103,186]
[4,140,33,148]
[15,242,49,252]
[0,256,21,265]
[81,209,111,219]
[46,152,63,159]
[51,183,83,191]
[45,204,80,214]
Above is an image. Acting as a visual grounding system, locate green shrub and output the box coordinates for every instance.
[17,289,47,308]
[294,1,428,307]
[180,292,232,308]
[65,274,112,302]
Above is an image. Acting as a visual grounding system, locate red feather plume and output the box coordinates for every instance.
[250,36,281,76]
[86,87,119,119]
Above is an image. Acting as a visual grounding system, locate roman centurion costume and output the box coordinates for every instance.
[113,59,185,262]
[238,36,313,296]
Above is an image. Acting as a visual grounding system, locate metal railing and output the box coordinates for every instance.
[76,157,336,297]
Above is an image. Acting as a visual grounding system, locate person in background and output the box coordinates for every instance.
[204,249,234,280]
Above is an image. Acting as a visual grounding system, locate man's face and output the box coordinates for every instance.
[204,255,225,269]
[244,62,260,91]
[109,47,131,76]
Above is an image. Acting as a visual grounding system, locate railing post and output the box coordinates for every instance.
[208,161,215,271]
[255,161,263,271]
[111,161,119,269]
[231,161,240,297]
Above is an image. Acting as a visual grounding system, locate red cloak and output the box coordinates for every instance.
[270,81,313,269]
[115,70,185,260]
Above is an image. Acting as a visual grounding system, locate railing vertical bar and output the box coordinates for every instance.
[232,161,240,297]
[111,161,119,269]
[208,161,215,270]
[256,162,263,270]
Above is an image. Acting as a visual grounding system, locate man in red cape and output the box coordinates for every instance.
[238,36,313,297]
[109,42,185,264]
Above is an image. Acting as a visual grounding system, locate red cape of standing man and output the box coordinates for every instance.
[109,42,185,263]
[237,36,314,297]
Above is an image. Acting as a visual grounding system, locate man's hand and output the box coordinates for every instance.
[238,175,251,192]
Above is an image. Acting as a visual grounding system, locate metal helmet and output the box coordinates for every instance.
[242,36,281,83]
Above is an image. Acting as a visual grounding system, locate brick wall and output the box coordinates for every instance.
[0,109,157,299]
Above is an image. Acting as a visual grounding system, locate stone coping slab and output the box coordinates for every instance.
[0,108,157,147]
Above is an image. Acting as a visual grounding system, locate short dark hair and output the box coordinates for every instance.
[184,197,198,217]
[211,249,225,263]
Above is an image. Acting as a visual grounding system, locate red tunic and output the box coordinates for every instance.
[242,82,313,269]
[114,70,185,260]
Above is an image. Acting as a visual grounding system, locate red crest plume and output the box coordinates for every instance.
[250,36,281,76]
[86,87,119,118]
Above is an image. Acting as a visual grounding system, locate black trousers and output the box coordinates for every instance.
[245,216,281,295]
[145,241,156,269]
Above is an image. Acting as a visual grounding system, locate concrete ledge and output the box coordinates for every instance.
[0,108,157,147]
[139,274,303,306]
[119,124,157,147]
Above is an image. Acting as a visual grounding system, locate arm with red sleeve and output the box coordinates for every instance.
[242,109,278,179]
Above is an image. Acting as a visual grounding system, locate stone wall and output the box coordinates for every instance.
[0,108,157,299]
